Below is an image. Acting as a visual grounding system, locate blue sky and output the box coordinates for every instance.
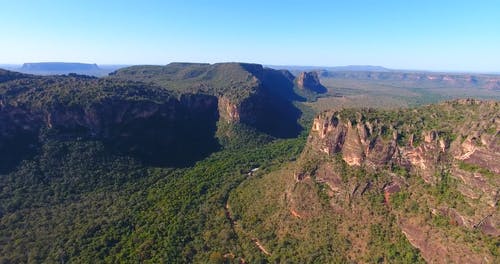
[0,0,499,72]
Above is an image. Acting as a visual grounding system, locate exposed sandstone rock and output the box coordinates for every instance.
[295,71,327,93]
[308,101,499,185]
[342,122,364,166]
[452,168,498,207]
[308,112,445,180]
[292,100,499,263]
[305,100,499,241]
[399,218,488,264]
[218,96,240,122]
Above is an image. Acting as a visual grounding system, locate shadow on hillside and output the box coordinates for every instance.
[310,83,328,94]
[104,104,221,168]
[249,69,304,138]
[0,131,39,174]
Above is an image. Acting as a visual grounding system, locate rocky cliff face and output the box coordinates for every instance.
[0,71,227,170]
[309,112,441,181]
[300,99,499,263]
[0,63,303,170]
[308,100,498,179]
[0,92,220,170]
[295,71,327,93]
[110,63,303,138]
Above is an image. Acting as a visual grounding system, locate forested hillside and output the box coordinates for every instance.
[0,64,498,263]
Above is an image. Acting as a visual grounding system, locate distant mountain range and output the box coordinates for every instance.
[265,65,500,90]
[267,64,391,72]
[267,65,500,75]
[0,62,128,76]
[1,62,498,77]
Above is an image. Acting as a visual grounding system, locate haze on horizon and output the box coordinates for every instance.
[0,0,499,72]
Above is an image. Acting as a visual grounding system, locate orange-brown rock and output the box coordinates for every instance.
[295,71,327,93]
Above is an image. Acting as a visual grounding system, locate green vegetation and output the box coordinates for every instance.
[0,73,178,111]
[109,63,262,103]
[458,160,497,179]
[368,222,422,263]
[332,99,498,148]
[0,132,307,263]
[229,157,425,263]
[0,64,307,262]
[1,64,499,263]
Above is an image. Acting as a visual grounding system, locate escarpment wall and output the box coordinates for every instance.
[0,93,221,170]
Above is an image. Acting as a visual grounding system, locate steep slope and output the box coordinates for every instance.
[0,64,306,263]
[229,99,499,263]
[295,71,327,93]
[110,62,303,138]
[0,74,222,170]
[307,99,498,186]
[1,63,304,170]
[304,99,499,262]
[0,68,31,83]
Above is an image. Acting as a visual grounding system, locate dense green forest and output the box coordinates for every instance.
[0,66,311,263]
[0,126,308,263]
[1,65,499,263]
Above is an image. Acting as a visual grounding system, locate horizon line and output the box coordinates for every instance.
[1,61,499,75]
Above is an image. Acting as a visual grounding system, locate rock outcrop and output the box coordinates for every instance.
[309,112,441,181]
[295,71,327,93]
[300,99,499,262]
[308,100,499,182]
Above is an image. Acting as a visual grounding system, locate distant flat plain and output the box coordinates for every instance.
[308,77,500,112]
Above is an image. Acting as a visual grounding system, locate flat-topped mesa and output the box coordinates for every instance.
[21,62,100,72]
[110,62,302,137]
[295,71,327,93]
[1,62,304,170]
[0,75,221,169]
